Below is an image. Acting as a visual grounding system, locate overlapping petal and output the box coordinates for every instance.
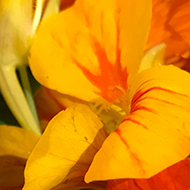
[23,104,108,190]
[106,157,190,190]
[34,87,87,131]
[0,155,26,190]
[0,0,33,65]
[0,125,40,159]
[85,65,190,182]
[29,0,151,103]
[146,0,190,68]
[0,125,39,189]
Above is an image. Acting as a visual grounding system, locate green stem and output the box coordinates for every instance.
[18,66,40,128]
[0,65,41,135]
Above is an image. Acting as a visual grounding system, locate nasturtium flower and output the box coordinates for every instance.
[85,65,190,182]
[29,0,150,104]
[23,0,190,189]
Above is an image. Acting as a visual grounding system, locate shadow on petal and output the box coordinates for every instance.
[23,104,108,190]
[0,155,26,190]
[51,127,108,190]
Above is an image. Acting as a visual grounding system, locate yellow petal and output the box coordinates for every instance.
[0,0,33,66]
[29,0,151,103]
[41,0,62,21]
[0,125,39,189]
[85,65,190,182]
[138,43,166,73]
[23,104,108,190]
[0,125,40,159]
[44,87,88,108]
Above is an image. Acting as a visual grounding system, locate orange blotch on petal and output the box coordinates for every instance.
[74,38,128,102]
[29,0,151,103]
[147,0,190,68]
[107,158,190,190]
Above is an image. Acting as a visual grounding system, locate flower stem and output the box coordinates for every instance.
[18,66,40,128]
[31,0,44,36]
[0,65,41,135]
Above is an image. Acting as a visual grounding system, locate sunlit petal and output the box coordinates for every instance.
[0,0,33,65]
[23,104,108,190]
[29,0,151,103]
[0,125,40,159]
[85,66,190,182]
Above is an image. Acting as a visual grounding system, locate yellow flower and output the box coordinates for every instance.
[22,0,190,189]
[29,0,150,105]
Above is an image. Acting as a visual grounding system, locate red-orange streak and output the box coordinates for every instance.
[131,105,158,115]
[114,128,145,173]
[147,96,190,110]
[131,87,190,108]
[121,118,148,130]
[115,128,130,149]
[73,34,128,102]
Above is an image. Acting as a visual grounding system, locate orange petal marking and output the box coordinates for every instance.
[74,37,128,102]
[85,66,190,182]
[29,0,151,103]
[131,87,190,109]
